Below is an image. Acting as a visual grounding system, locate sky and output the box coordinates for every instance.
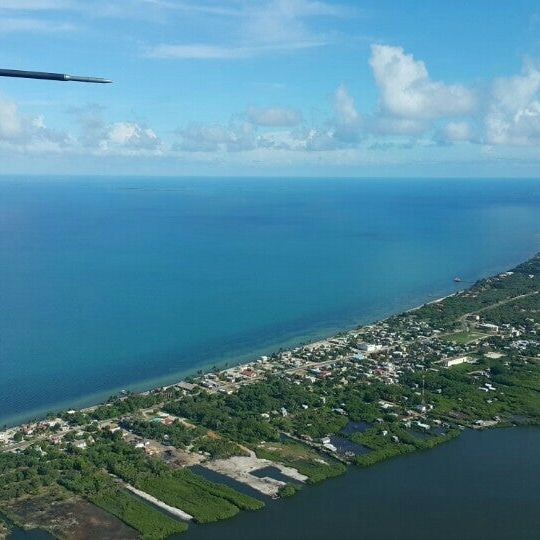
[1,0,540,177]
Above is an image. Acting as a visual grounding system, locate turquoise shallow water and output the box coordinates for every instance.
[1,177,540,426]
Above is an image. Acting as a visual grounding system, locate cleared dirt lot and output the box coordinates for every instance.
[3,489,138,540]
[203,451,307,496]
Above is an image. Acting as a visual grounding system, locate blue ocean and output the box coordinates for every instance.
[1,177,540,427]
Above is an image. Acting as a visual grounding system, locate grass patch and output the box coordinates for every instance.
[137,474,239,523]
[91,490,188,540]
[255,441,346,484]
[442,331,487,344]
[278,484,302,498]
[136,469,263,523]
[177,469,264,511]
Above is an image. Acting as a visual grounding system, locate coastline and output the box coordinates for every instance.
[2,246,537,429]
[2,250,540,539]
[1,284,466,429]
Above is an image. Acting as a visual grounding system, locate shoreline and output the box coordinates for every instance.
[2,250,540,538]
[2,246,535,430]
[1,285,466,429]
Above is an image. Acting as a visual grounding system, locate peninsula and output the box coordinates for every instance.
[1,253,540,539]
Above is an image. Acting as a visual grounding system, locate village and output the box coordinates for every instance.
[1,256,540,539]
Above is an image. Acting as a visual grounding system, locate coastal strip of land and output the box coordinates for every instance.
[1,253,540,538]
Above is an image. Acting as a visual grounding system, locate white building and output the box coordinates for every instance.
[358,343,383,353]
[443,355,470,368]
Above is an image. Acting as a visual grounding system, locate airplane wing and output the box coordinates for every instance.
[0,68,112,83]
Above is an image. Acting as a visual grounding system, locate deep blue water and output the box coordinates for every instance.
[183,427,540,540]
[1,177,540,426]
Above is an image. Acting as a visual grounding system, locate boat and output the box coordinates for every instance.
[453,277,462,283]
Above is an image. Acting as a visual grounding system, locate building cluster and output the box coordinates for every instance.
[3,280,539,460]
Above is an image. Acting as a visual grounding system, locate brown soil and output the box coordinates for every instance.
[4,488,138,540]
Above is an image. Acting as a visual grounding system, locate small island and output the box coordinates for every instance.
[1,253,540,539]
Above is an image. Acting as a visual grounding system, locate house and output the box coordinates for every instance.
[477,323,499,333]
[443,355,470,367]
[177,381,197,392]
[358,343,383,353]
[241,368,257,378]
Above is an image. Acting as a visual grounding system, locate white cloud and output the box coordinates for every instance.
[443,121,472,142]
[370,116,426,136]
[332,84,361,142]
[369,44,476,120]
[147,44,246,60]
[139,0,242,17]
[242,0,344,45]
[246,106,302,127]
[70,105,162,155]
[105,122,159,151]
[0,95,23,139]
[0,0,73,9]
[175,121,255,152]
[303,128,341,151]
[146,0,347,60]
[0,94,68,151]
[146,40,326,59]
[485,64,540,146]
[0,17,75,32]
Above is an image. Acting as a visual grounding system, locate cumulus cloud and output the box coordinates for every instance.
[70,105,162,154]
[0,95,23,139]
[104,122,160,151]
[443,121,473,142]
[370,116,426,136]
[175,121,255,152]
[0,94,68,151]
[246,105,302,127]
[369,44,476,120]
[485,64,540,146]
[332,84,361,142]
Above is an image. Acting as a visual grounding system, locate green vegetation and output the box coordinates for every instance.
[122,419,205,448]
[137,468,264,523]
[78,433,263,523]
[3,252,540,535]
[355,444,414,467]
[91,490,188,539]
[0,448,190,539]
[393,428,461,451]
[172,469,264,512]
[0,515,9,539]
[255,441,346,484]
[349,426,415,467]
[123,418,248,459]
[442,331,487,344]
[403,255,540,328]
[164,376,352,445]
[278,484,302,498]
[137,474,240,523]
[61,392,178,425]
[193,436,248,459]
[0,433,263,531]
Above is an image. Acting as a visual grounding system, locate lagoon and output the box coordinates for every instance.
[183,427,540,540]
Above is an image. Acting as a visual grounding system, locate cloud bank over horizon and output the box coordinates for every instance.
[1,0,540,176]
